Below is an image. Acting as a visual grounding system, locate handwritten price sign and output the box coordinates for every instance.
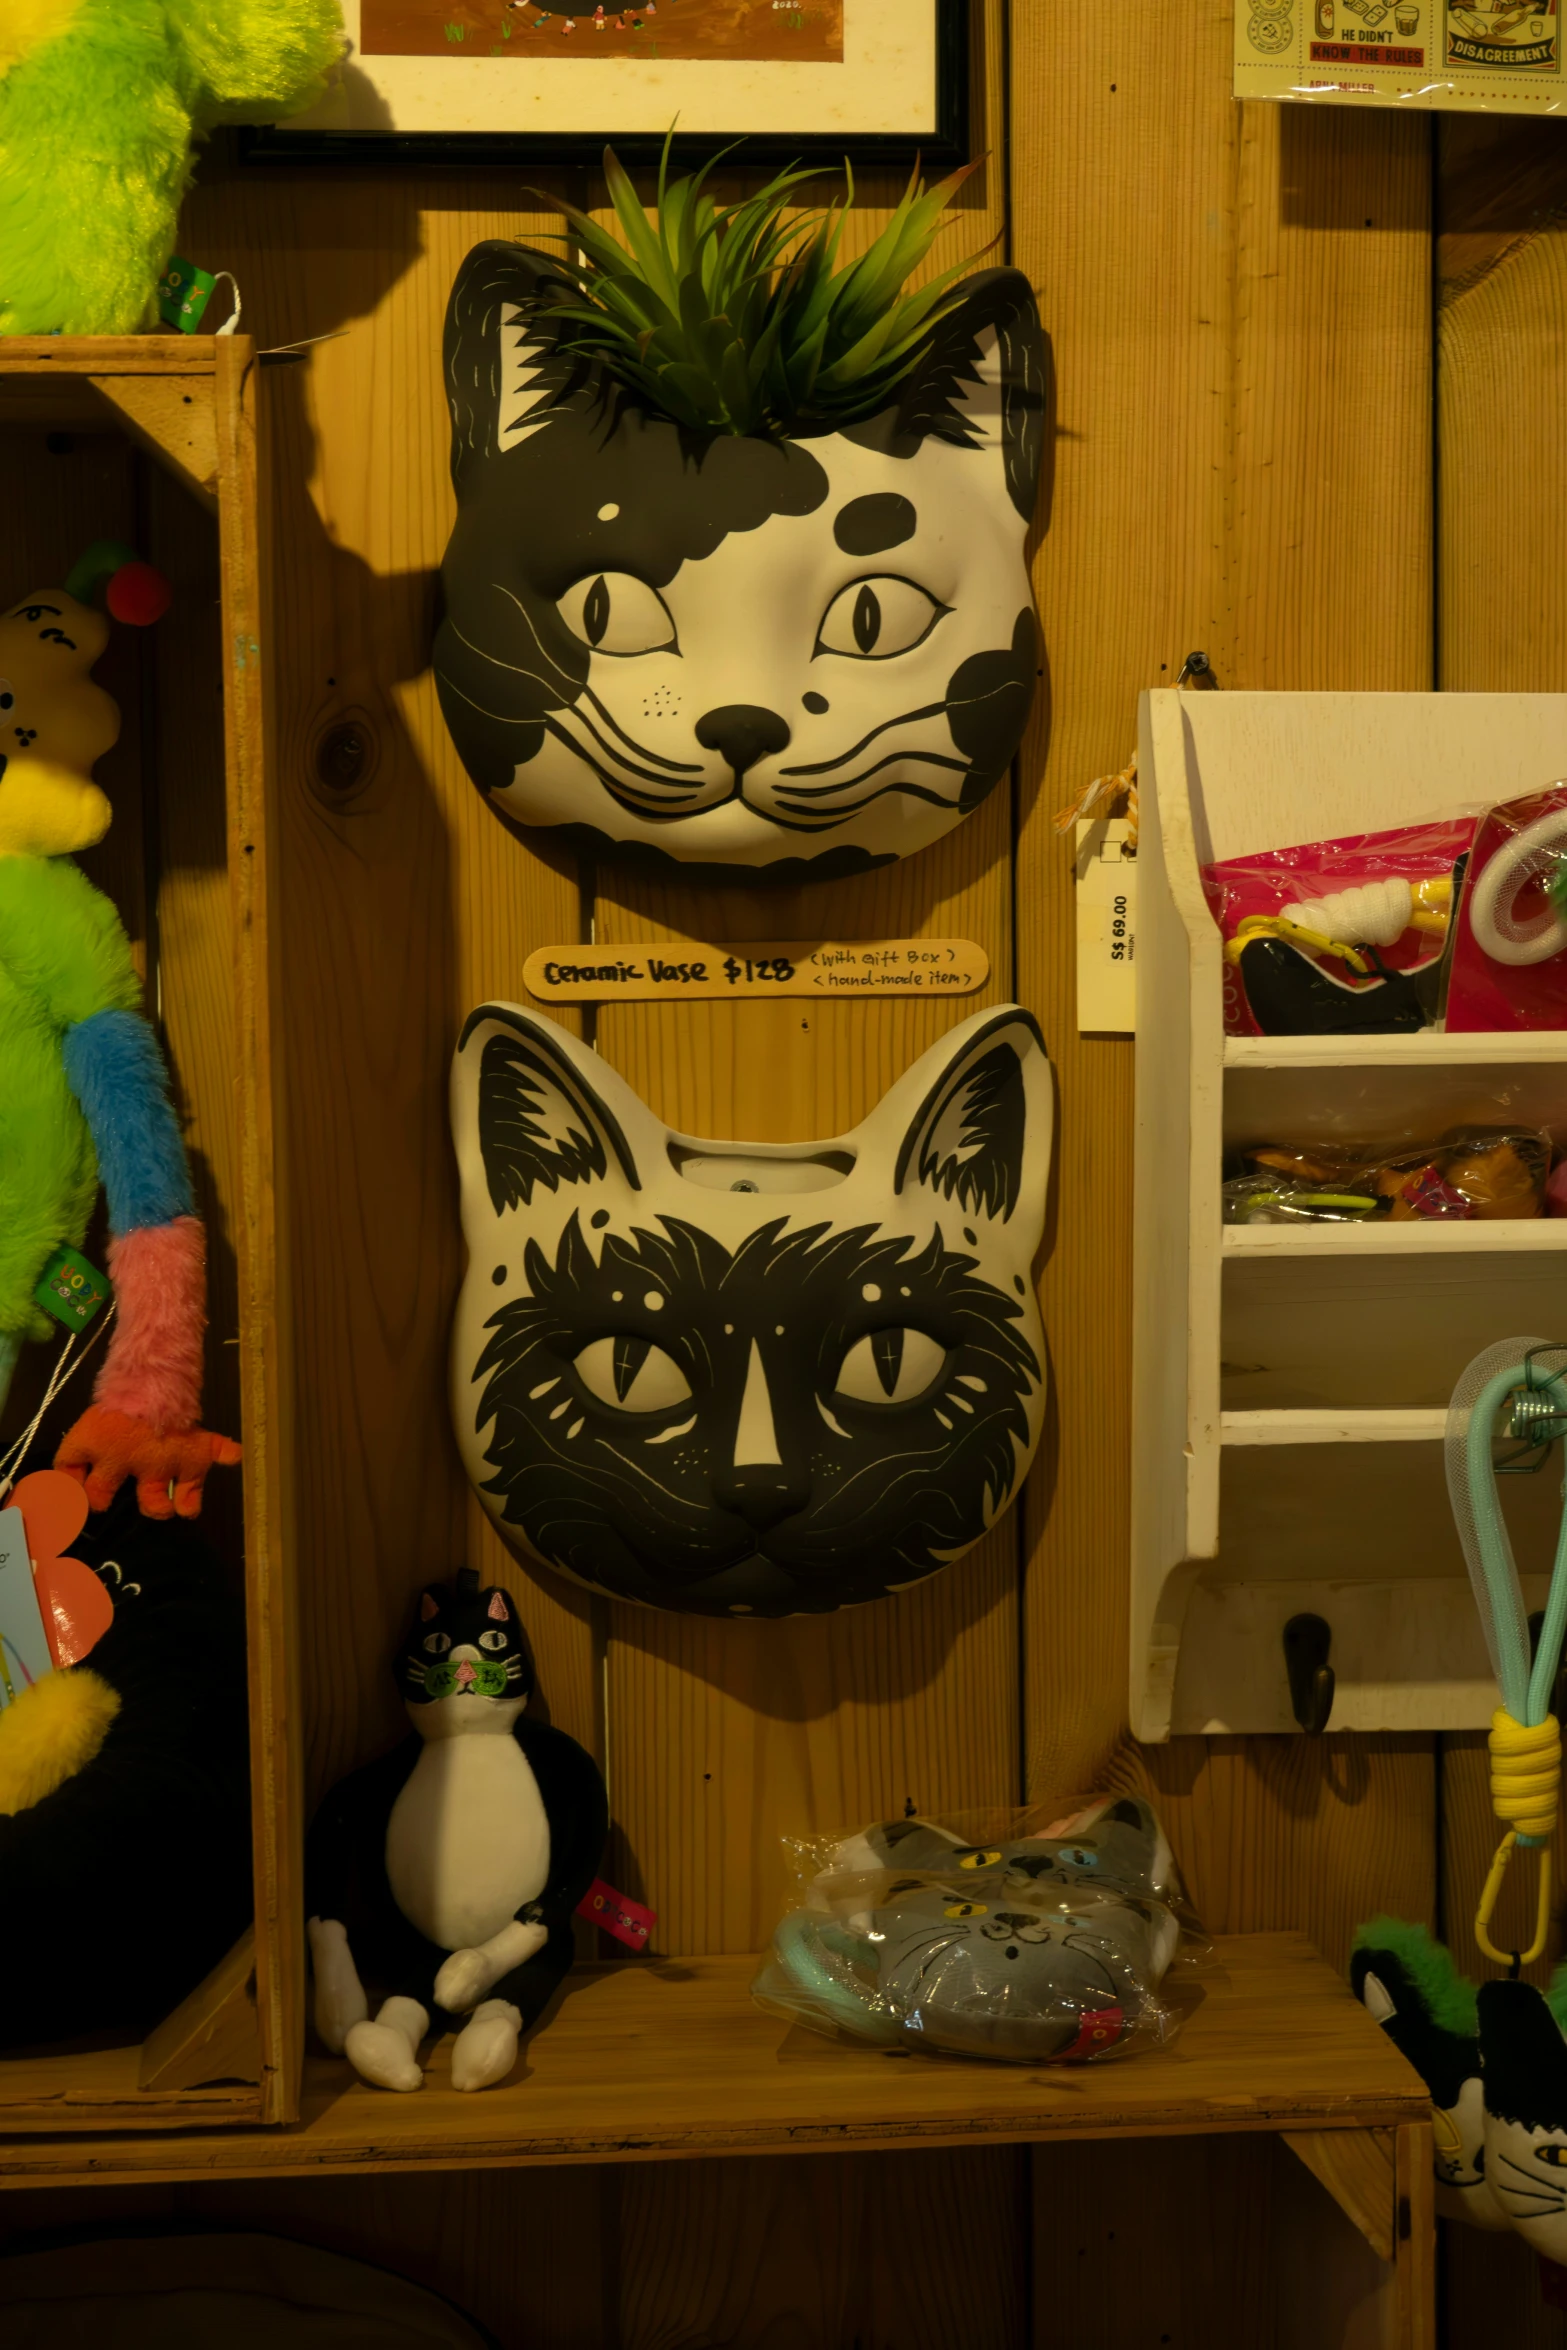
[523,940,989,1004]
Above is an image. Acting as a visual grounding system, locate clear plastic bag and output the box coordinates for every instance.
[1224,1128,1552,1225]
[1200,818,1476,1039]
[752,1793,1208,2065]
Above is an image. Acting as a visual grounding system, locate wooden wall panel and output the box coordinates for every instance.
[179,171,599,1780]
[1010,3,1436,1977]
[1437,114,1567,2343]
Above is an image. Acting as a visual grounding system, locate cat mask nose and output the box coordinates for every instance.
[694,703,791,777]
[714,1472,810,1531]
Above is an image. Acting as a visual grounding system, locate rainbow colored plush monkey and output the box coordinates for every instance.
[0,545,239,1517]
[0,0,342,336]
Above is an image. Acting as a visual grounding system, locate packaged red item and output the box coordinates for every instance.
[1446,785,1567,1033]
[1201,819,1475,1039]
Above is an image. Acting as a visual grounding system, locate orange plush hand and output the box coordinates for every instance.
[54,1405,242,1519]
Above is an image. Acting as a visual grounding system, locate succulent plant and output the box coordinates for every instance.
[531,137,984,437]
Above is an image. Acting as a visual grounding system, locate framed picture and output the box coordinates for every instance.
[241,0,969,166]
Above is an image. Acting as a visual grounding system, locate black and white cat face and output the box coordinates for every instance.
[450,1004,1051,1616]
[1479,1979,1567,2255]
[436,244,1046,882]
[400,1569,532,1741]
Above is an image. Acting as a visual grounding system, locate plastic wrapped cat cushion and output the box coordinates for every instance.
[435,244,1045,883]
[450,1003,1051,1616]
[753,1795,1206,2063]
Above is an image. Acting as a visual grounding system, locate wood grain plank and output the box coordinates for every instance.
[1011,0,1437,1967]
[1436,112,1567,2347]
[177,168,602,1786]
[0,1937,1427,2187]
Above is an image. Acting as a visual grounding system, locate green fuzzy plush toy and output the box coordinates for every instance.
[0,0,343,337]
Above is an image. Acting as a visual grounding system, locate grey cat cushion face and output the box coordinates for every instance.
[436,245,1046,883]
[450,1004,1051,1615]
[775,1796,1185,2061]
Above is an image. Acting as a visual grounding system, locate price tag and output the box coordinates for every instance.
[0,1507,54,1709]
[524,940,989,1004]
[1075,819,1137,1034]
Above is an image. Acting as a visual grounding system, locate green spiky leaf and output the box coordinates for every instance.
[527,134,988,438]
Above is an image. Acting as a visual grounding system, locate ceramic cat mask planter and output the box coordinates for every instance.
[436,243,1046,884]
[450,1004,1052,1615]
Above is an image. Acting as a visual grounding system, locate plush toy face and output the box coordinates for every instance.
[1477,1980,1567,2255]
[401,1572,532,1740]
[436,247,1046,883]
[451,1004,1051,1615]
[0,588,115,855]
[864,1880,1165,2060]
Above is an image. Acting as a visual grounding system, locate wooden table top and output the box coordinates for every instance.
[0,1933,1428,2189]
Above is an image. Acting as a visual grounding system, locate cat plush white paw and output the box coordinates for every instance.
[451,1998,522,2092]
[435,1919,549,2013]
[344,1995,428,2093]
[308,1915,368,2054]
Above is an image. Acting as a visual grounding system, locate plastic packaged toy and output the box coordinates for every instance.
[1201,817,1475,1038]
[752,1793,1205,2064]
[1224,1129,1551,1225]
[1446,785,1567,1033]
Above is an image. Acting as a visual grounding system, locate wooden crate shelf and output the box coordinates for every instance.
[0,338,296,2133]
[1133,686,1567,1738]
[0,1935,1424,2181]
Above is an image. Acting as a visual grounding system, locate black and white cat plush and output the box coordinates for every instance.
[306,1570,607,2094]
[450,1003,1052,1617]
[435,243,1046,882]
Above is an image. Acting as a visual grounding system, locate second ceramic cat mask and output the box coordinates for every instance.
[436,243,1046,884]
[451,1005,1052,1616]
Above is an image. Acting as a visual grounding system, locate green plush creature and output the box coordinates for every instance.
[0,0,342,337]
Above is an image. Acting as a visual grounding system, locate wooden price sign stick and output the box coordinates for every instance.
[523,940,990,1004]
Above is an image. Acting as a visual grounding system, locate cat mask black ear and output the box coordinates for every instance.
[852,267,1048,524]
[1479,1978,1567,2130]
[444,240,607,492]
[454,1005,647,1219]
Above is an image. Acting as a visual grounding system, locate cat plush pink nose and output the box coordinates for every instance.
[455,1657,477,1689]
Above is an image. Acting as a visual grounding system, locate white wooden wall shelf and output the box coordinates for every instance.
[1133,689,1567,1738]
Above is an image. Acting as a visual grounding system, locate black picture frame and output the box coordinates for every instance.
[240,0,969,167]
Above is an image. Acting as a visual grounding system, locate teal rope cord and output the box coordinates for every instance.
[1465,1358,1567,1843]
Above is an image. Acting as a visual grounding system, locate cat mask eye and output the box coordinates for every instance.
[436,242,1047,884]
[450,1003,1052,1617]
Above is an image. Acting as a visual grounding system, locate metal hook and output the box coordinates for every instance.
[1284,1613,1335,1734]
[1498,1343,1567,1474]
[1175,650,1219,690]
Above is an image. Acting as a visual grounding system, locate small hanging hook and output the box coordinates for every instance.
[1284,1613,1335,1734]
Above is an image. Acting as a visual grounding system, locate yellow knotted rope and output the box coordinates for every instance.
[1476,1708,1561,1966]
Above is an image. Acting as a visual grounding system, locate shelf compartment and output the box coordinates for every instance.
[0,1937,1424,2189]
[0,341,295,2131]
[1133,686,1567,1737]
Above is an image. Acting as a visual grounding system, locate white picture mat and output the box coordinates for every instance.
[293,0,936,137]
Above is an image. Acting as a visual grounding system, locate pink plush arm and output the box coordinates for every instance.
[95,1216,207,1430]
[53,1217,242,1519]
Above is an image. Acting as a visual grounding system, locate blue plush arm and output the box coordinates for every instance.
[59,1008,194,1236]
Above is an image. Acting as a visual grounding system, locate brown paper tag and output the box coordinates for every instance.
[523,940,990,1004]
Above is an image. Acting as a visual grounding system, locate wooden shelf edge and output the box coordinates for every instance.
[1226,1032,1567,1069]
[0,336,225,373]
[1223,1220,1567,1256]
[0,1936,1425,2189]
[1221,1409,1447,1445]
